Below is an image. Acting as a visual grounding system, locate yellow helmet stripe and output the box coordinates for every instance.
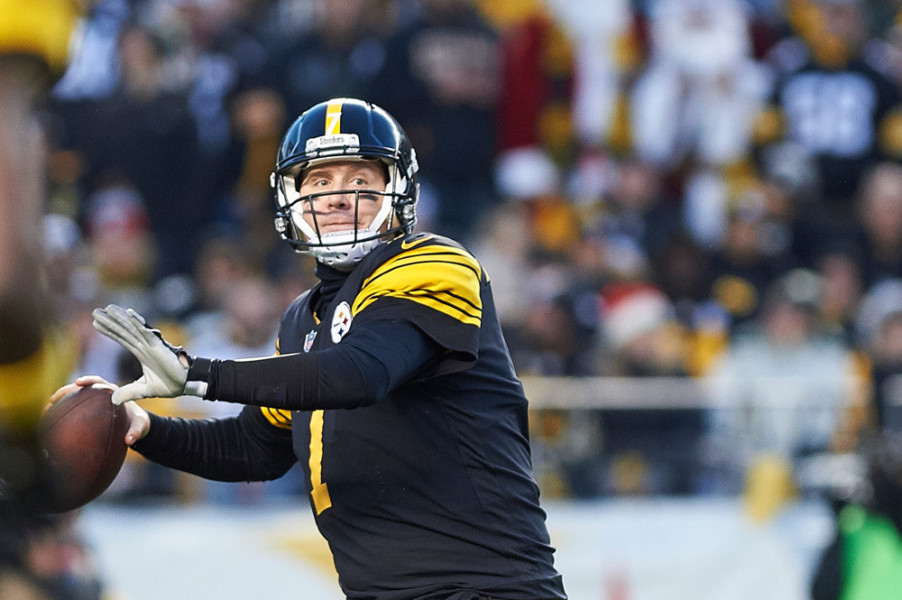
[325,100,343,135]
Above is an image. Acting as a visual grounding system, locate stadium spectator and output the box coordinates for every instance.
[754,139,825,268]
[704,270,866,508]
[528,406,606,500]
[369,0,504,243]
[546,0,634,156]
[183,273,281,419]
[512,285,597,377]
[83,183,158,316]
[853,161,902,287]
[469,202,538,335]
[269,0,390,121]
[754,0,902,238]
[54,98,567,598]
[814,244,867,346]
[54,22,202,281]
[648,231,723,361]
[630,0,770,247]
[490,0,577,163]
[69,183,160,385]
[176,0,284,249]
[50,0,129,103]
[706,188,799,334]
[584,156,682,267]
[597,282,702,495]
[871,311,902,429]
[856,281,902,431]
[180,233,256,339]
[187,273,299,504]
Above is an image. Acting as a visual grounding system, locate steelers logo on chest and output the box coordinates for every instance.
[331,301,353,343]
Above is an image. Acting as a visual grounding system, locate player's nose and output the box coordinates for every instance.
[325,189,355,209]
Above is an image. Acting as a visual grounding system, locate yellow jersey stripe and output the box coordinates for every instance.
[260,406,293,429]
[325,100,343,135]
[367,254,482,288]
[372,246,482,278]
[354,246,482,325]
[309,410,332,514]
[386,289,481,325]
[362,247,482,294]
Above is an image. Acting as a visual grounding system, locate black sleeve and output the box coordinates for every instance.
[130,405,296,482]
[194,319,444,411]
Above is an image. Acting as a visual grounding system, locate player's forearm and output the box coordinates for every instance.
[131,406,295,482]
[187,319,442,411]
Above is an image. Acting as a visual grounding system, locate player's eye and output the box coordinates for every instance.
[300,178,327,191]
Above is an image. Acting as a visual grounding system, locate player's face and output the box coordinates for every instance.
[298,160,387,234]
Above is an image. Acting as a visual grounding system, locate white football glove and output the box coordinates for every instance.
[91,304,191,405]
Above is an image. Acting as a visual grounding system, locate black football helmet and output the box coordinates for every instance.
[271,98,419,269]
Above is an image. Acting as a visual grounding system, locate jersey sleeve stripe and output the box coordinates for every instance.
[397,247,481,274]
[354,247,483,326]
[358,289,481,325]
[362,245,483,291]
[396,288,481,319]
[366,250,482,284]
[366,258,482,290]
[260,406,293,429]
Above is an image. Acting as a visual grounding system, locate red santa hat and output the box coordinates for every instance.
[601,282,673,348]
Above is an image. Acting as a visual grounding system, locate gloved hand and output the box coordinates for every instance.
[91,304,189,405]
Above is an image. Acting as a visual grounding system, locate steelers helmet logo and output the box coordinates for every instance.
[331,301,353,343]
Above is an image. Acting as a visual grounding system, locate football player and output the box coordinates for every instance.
[56,98,567,599]
[0,0,82,596]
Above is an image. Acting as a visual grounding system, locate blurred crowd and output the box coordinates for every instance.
[33,0,902,506]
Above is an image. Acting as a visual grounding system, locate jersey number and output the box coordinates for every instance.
[309,410,332,514]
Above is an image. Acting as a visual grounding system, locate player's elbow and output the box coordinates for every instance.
[316,345,392,409]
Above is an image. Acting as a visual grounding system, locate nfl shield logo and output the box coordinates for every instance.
[303,330,317,352]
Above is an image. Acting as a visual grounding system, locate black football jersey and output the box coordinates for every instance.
[265,233,566,599]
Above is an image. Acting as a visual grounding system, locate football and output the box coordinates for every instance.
[38,384,129,512]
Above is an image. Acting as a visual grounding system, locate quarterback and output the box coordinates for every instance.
[56,98,567,599]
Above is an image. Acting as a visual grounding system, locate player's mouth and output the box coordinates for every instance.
[317,221,360,233]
